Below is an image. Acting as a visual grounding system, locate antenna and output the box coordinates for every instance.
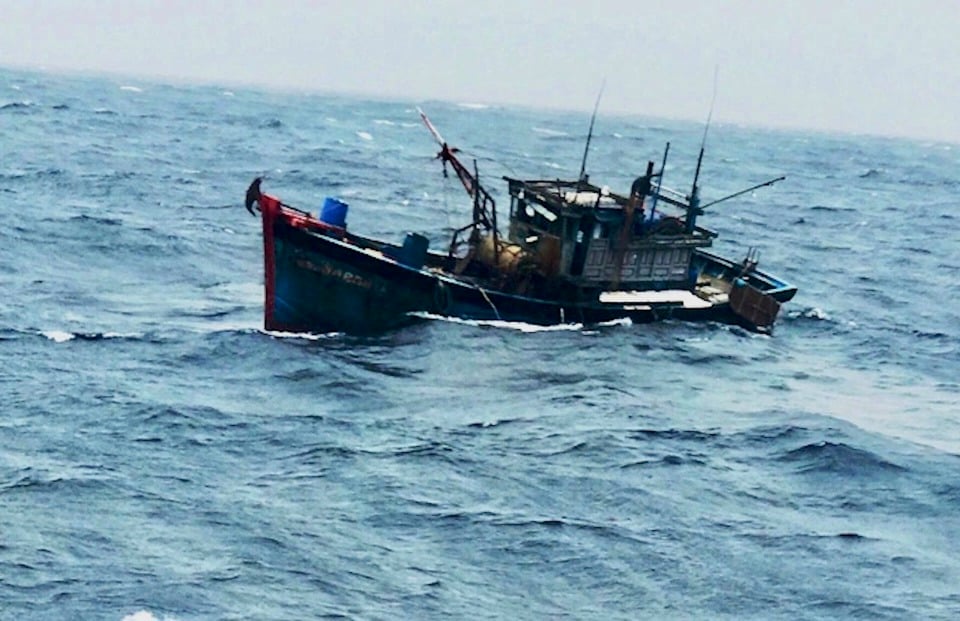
[578,79,606,184]
[687,66,719,233]
[699,65,719,152]
[691,65,720,196]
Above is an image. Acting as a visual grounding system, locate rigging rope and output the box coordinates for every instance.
[478,286,501,320]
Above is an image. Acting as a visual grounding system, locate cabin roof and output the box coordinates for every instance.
[504,177,632,213]
[503,176,719,239]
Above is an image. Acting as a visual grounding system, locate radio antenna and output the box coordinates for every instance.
[578,79,606,185]
[687,66,720,233]
[700,65,719,152]
[691,65,720,198]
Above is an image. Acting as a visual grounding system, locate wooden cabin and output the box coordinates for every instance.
[503,177,716,291]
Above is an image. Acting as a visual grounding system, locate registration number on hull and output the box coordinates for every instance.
[296,258,373,290]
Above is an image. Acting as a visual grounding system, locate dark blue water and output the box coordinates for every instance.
[2,67,959,620]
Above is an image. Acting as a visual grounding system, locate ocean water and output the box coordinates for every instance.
[1,66,958,620]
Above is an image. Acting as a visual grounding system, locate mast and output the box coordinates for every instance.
[418,107,498,257]
[418,109,481,201]
[686,147,705,233]
[648,142,669,221]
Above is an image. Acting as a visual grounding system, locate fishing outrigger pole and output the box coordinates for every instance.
[700,176,787,209]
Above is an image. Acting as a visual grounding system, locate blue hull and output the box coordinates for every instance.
[264,207,796,334]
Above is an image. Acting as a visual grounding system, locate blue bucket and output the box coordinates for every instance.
[398,232,429,270]
[385,233,430,269]
[320,197,348,228]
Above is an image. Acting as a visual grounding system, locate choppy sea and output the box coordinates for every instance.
[2,66,959,620]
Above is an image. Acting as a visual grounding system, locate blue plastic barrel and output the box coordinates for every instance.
[399,232,429,270]
[385,233,430,269]
[320,197,348,228]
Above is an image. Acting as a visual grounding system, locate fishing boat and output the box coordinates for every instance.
[244,109,796,334]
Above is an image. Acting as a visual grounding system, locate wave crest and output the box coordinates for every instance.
[778,441,905,475]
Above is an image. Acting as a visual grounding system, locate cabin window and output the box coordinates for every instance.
[515,197,561,234]
[511,197,525,220]
[513,198,540,226]
[592,223,613,239]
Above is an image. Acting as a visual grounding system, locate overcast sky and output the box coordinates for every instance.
[3,0,958,142]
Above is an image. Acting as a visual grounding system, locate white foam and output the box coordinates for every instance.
[121,611,177,621]
[41,330,144,342]
[532,126,568,137]
[119,85,143,93]
[791,307,829,321]
[261,329,341,340]
[43,330,75,343]
[457,102,489,110]
[356,131,373,141]
[412,312,585,332]
[101,332,136,339]
[203,321,260,334]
